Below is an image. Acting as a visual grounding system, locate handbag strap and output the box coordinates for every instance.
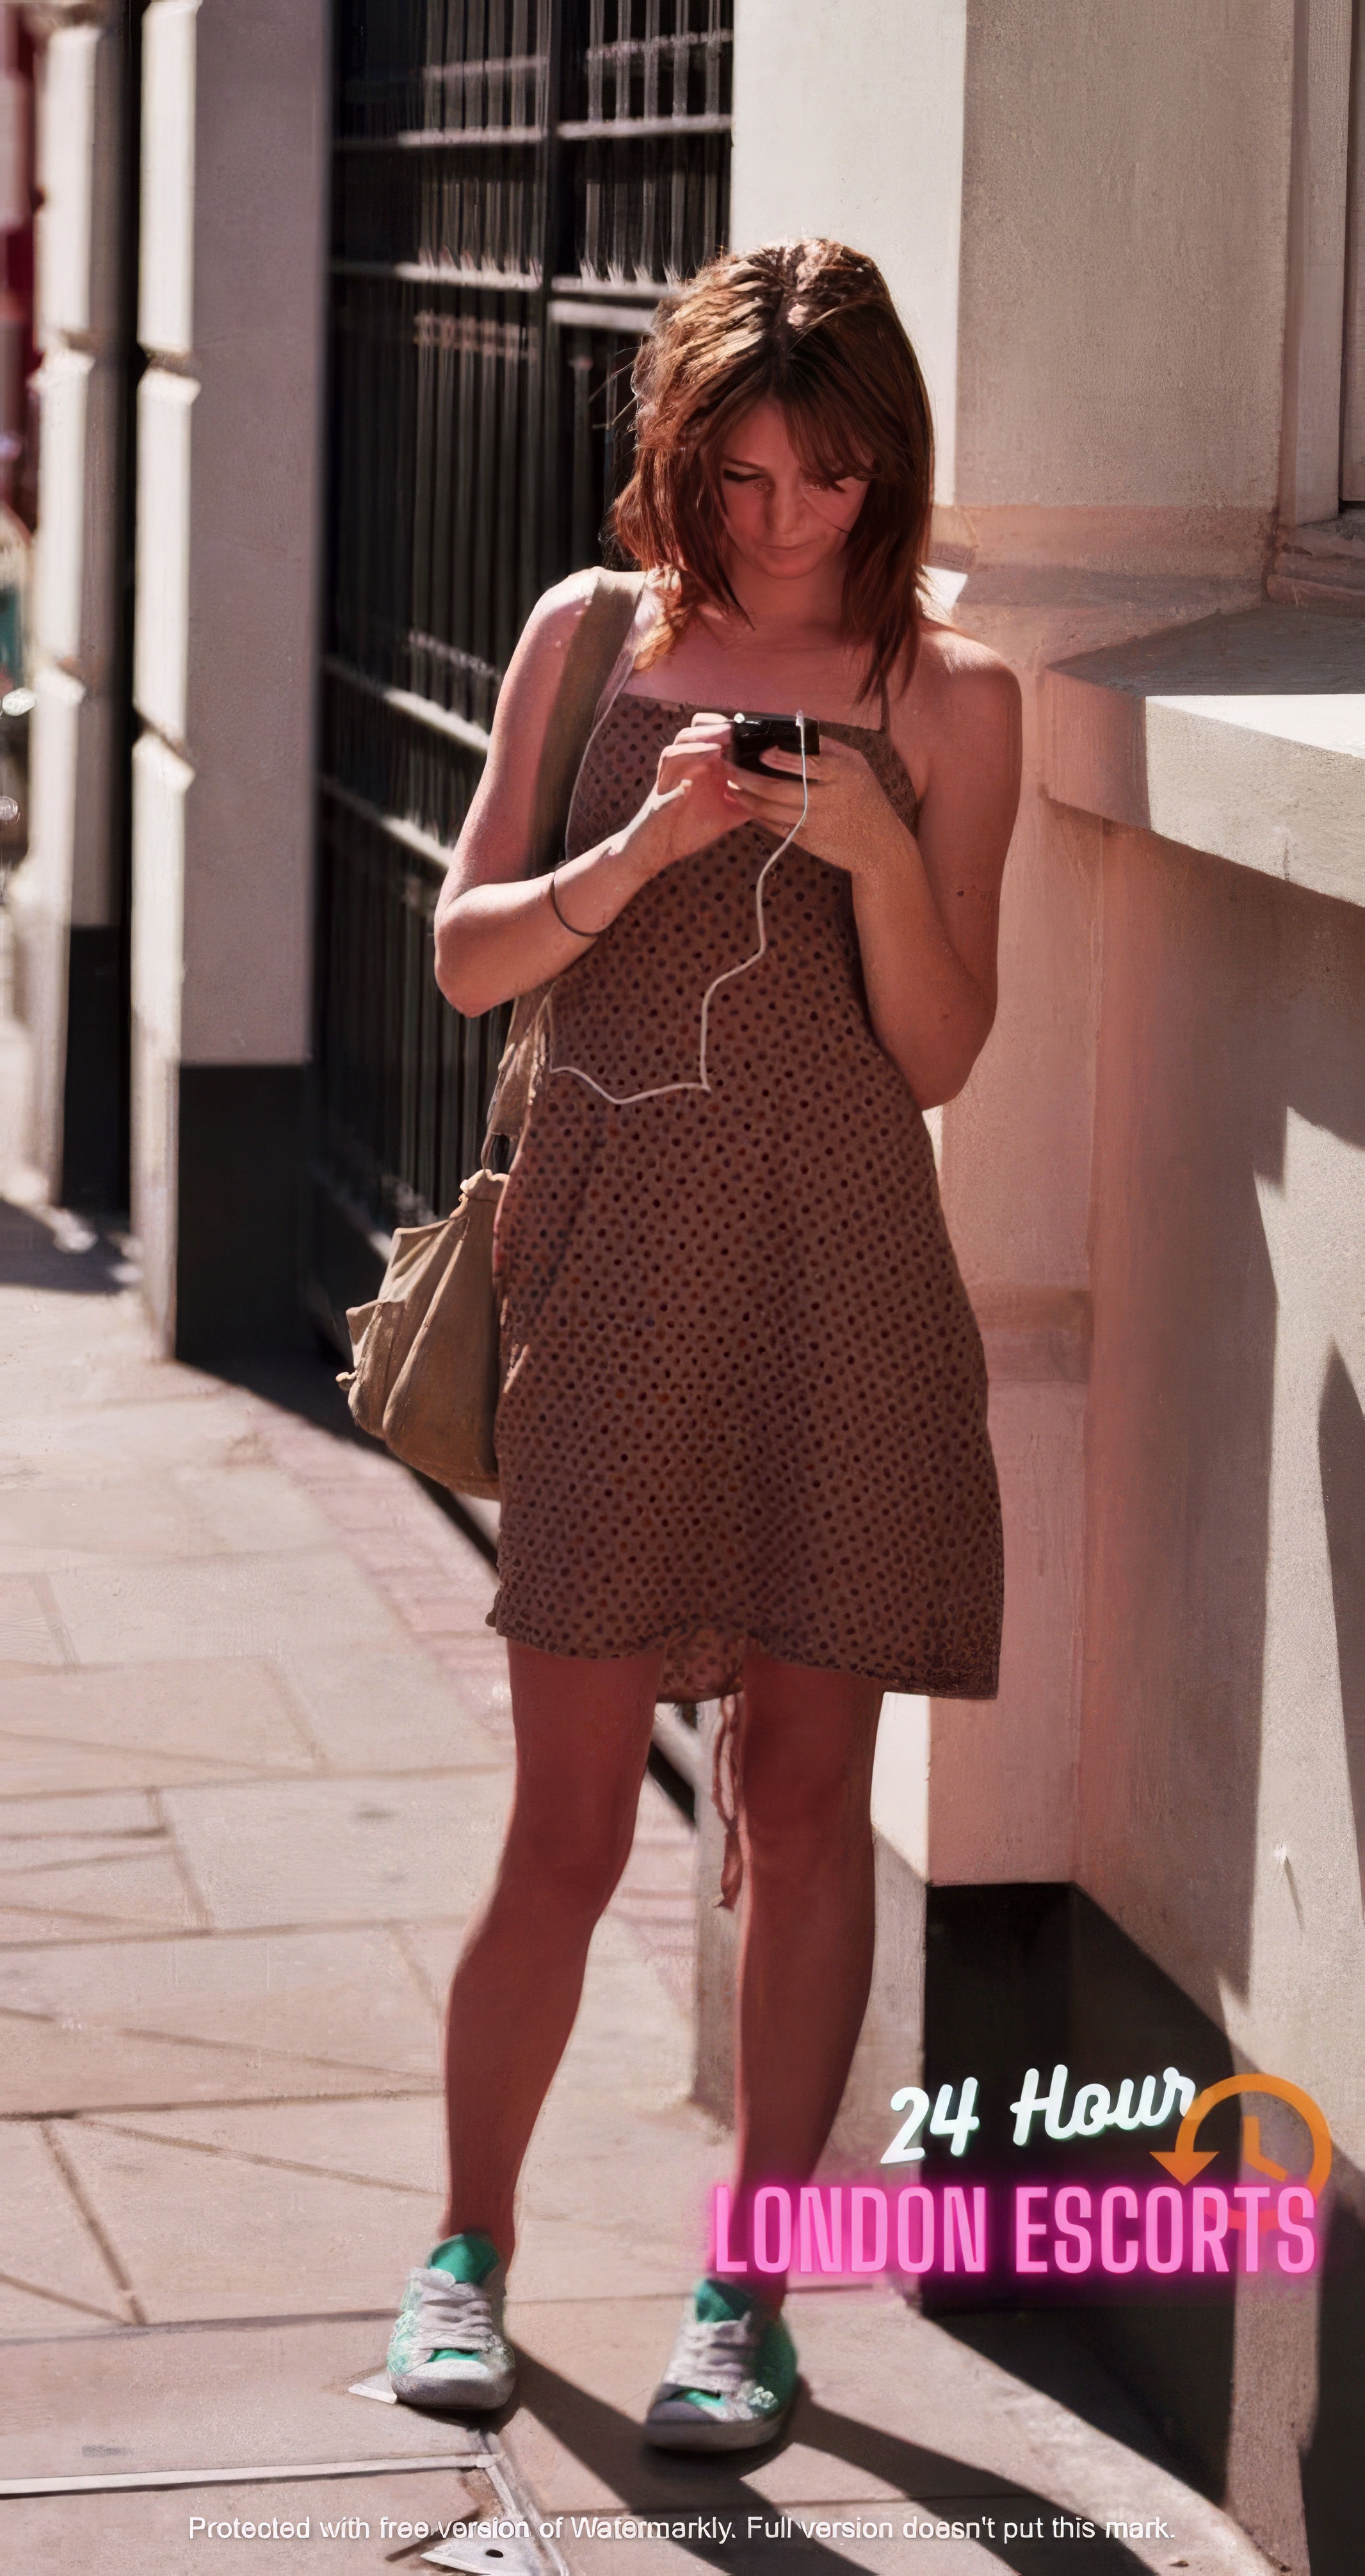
[528,567,649,874]
[481,567,649,1168]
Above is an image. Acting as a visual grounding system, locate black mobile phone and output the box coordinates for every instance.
[730,711,820,771]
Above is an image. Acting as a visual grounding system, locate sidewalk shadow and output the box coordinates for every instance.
[510,2353,1156,2575]
[0,1197,128,1296]
[221,1335,501,1570]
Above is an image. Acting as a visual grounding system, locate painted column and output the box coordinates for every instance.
[131,0,327,1358]
[15,0,126,1207]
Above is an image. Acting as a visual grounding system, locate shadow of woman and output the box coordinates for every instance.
[506,2351,1156,2575]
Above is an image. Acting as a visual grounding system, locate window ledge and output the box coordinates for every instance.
[1042,605,1365,908]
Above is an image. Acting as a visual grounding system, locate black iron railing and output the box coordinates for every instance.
[311,0,732,1330]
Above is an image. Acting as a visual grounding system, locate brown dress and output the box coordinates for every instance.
[489,689,1003,1702]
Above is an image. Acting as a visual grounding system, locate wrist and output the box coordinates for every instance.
[620,803,670,883]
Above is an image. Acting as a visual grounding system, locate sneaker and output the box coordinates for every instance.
[387,2229,516,2411]
[643,2276,798,2451]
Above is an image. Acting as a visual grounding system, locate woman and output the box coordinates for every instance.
[385,241,1020,2450]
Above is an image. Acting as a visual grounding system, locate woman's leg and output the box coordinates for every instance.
[729,1649,884,2305]
[442,1640,663,2262]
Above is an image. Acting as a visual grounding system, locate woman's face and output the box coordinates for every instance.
[716,399,870,585]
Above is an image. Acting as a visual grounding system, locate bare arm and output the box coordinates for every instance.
[433,577,745,1017]
[730,647,1022,1107]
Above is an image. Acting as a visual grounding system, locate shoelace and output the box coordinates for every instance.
[414,2271,501,2356]
[663,2306,763,2397]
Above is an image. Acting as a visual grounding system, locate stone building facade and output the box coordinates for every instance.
[13,6,1365,2563]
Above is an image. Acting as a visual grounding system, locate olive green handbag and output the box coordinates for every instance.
[339,570,646,1499]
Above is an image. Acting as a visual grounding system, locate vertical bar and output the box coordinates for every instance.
[471,315,500,694]
[521,293,543,611]
[569,339,594,565]
[587,0,604,118]
[639,0,659,275]
[494,313,521,670]
[704,0,724,118]
[410,309,437,700]
[1342,0,1365,497]
[430,306,458,700]
[452,307,478,711]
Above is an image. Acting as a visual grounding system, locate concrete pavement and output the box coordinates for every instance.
[0,1045,1274,2575]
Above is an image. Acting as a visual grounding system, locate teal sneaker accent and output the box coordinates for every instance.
[386,2236,515,2412]
[428,2229,500,2355]
[429,2229,500,2285]
[644,2278,798,2452]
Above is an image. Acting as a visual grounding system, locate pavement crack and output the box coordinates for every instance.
[38,2119,148,2326]
[3,2088,437,2121]
[0,1899,174,1932]
[0,1844,169,1880]
[26,1575,81,1668]
[0,1823,165,1845]
[264,1652,333,1773]
[149,1786,213,1929]
[0,1722,309,1776]
[76,2115,435,2196]
[386,1919,447,2017]
[0,1998,433,2084]
[0,2264,129,2324]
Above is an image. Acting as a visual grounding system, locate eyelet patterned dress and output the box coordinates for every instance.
[488,689,1003,1702]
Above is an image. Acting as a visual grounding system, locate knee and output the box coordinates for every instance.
[499,1811,633,1926]
[742,1770,871,1895]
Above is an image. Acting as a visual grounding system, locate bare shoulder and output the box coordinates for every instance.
[528,565,602,641]
[910,620,1020,733]
[441,574,607,899]
[498,569,602,709]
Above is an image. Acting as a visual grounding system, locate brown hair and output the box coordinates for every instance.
[611,239,934,702]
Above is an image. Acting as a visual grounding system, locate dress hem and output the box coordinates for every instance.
[487,1604,999,1704]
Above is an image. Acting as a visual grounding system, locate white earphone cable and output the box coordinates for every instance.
[547,718,810,1108]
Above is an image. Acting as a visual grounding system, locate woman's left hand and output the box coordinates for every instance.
[726,736,910,879]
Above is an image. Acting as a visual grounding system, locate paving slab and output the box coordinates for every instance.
[0,1166,1275,2576]
[0,2314,483,2482]
[0,1787,163,1837]
[0,1925,442,2113]
[0,1471,218,1570]
[0,1389,271,1474]
[0,1570,68,1670]
[1,2469,501,2576]
[0,1901,187,1944]
[275,1640,508,1775]
[0,2014,433,2116]
[167,1463,344,1555]
[0,1844,203,1934]
[45,1545,411,1670]
[157,1771,511,1932]
[0,2275,119,2337]
[503,2291,1270,2576]
[49,2116,446,2321]
[0,2121,133,2322]
[0,1657,321,1785]
[0,1734,264,1796]
[87,2095,449,2196]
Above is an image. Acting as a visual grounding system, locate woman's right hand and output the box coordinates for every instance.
[631,713,747,875]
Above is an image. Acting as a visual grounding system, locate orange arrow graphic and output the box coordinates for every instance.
[1240,2116,1288,2182]
[1152,2074,1332,2196]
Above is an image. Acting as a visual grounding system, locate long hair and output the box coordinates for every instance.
[611,240,935,702]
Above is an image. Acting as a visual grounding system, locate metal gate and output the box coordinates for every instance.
[310,0,733,1337]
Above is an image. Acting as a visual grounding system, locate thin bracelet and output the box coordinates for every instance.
[548,864,599,940]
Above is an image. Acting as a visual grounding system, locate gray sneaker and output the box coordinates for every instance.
[643,2277,798,2451]
[387,2233,515,2411]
